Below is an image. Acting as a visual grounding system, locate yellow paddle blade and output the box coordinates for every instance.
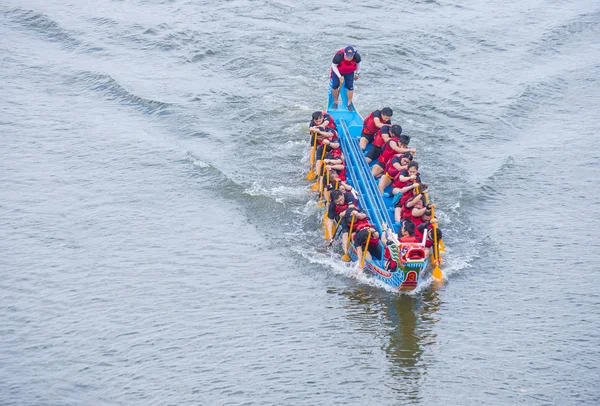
[306,170,316,180]
[311,181,319,191]
[432,265,443,280]
[439,239,446,252]
[360,230,372,269]
[341,254,351,262]
[324,228,331,240]
[317,199,325,207]
[432,276,444,290]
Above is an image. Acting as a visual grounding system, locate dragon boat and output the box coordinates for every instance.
[308,86,443,291]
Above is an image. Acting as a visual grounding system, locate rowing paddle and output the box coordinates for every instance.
[431,206,442,280]
[318,169,330,207]
[326,216,343,247]
[306,131,318,180]
[341,214,355,262]
[360,229,373,269]
[313,144,328,193]
[323,208,331,240]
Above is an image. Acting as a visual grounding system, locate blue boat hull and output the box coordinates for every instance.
[324,88,429,291]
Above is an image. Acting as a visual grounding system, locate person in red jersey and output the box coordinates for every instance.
[312,126,339,177]
[378,152,412,194]
[390,161,422,213]
[322,144,348,191]
[323,146,343,162]
[390,183,422,222]
[399,220,420,243]
[360,107,393,150]
[391,161,421,196]
[415,216,438,242]
[351,213,382,261]
[312,126,339,148]
[396,190,426,223]
[337,207,369,258]
[320,142,346,202]
[324,158,347,182]
[309,111,336,132]
[325,189,357,244]
[421,223,442,259]
[330,46,361,111]
[372,133,416,176]
[411,203,434,228]
[326,181,359,216]
[365,124,401,164]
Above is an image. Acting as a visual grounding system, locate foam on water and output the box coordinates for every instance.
[275,139,307,151]
[244,182,310,203]
[191,159,209,168]
[290,245,401,293]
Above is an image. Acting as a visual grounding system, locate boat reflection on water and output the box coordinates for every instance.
[330,286,441,398]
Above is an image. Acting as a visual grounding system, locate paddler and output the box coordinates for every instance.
[415,217,438,243]
[400,192,427,220]
[338,208,366,258]
[322,144,347,201]
[365,124,399,164]
[398,220,420,243]
[410,204,435,230]
[351,213,382,261]
[390,161,422,197]
[371,131,416,173]
[330,46,361,111]
[360,107,393,150]
[312,126,339,178]
[309,111,336,132]
[326,189,357,244]
[378,152,412,194]
[391,161,423,223]
[324,160,347,182]
[422,224,443,259]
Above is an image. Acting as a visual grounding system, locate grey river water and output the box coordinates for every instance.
[1,0,600,404]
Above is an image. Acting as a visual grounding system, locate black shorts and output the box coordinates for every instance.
[353,229,383,260]
[373,160,385,169]
[366,145,383,161]
[341,220,351,233]
[330,213,341,225]
[340,212,354,233]
[361,132,375,144]
[316,145,327,160]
